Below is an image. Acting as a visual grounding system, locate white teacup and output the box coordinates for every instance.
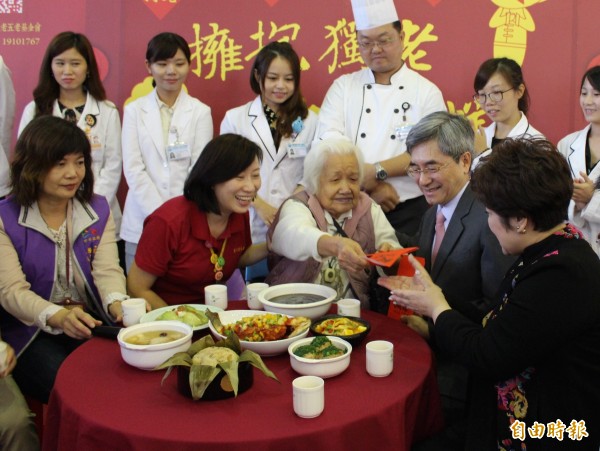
[293,375,324,418]
[205,284,228,310]
[337,298,361,317]
[246,282,269,310]
[121,298,147,327]
[366,340,394,377]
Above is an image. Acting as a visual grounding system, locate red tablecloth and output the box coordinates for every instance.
[43,303,443,451]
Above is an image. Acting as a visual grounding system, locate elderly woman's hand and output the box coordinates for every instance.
[377,242,397,252]
[48,307,102,340]
[378,255,451,321]
[335,236,369,273]
[0,342,16,378]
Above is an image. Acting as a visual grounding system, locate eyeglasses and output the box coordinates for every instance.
[473,88,514,105]
[406,163,450,178]
[357,36,396,51]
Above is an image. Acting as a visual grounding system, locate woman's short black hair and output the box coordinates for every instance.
[184,134,263,214]
[146,32,191,63]
[471,138,572,232]
[11,116,94,206]
[581,65,600,92]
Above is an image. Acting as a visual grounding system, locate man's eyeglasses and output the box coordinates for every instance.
[357,36,396,51]
[406,163,450,178]
[473,88,514,105]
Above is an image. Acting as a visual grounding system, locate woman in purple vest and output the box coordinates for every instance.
[267,138,400,307]
[0,116,127,403]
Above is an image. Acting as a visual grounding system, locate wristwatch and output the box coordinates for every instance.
[375,162,388,181]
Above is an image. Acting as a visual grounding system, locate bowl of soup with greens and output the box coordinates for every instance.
[117,321,193,370]
[258,283,337,319]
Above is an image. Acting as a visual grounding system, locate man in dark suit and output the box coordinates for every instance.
[394,111,514,329]
[383,111,514,450]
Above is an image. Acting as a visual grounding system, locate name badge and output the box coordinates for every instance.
[89,134,102,150]
[167,143,191,161]
[287,143,307,159]
[394,123,413,142]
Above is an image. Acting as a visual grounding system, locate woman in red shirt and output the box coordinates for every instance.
[127,134,267,308]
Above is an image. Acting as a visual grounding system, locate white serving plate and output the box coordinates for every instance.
[208,310,309,357]
[140,304,224,331]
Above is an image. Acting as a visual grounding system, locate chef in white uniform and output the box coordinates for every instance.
[316,0,446,235]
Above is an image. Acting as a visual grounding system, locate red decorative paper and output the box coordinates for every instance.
[143,0,179,20]
[366,247,419,267]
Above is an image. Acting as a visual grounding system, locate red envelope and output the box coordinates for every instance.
[366,247,419,267]
[386,254,426,320]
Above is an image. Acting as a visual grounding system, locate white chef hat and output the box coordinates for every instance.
[351,0,399,31]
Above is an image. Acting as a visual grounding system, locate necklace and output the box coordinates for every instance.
[209,238,228,281]
[46,221,67,248]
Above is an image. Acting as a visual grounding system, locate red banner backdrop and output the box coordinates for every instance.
[1,0,599,147]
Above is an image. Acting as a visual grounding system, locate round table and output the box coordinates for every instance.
[43,303,443,451]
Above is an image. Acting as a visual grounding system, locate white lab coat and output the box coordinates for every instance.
[558,124,600,257]
[472,111,544,169]
[120,89,213,244]
[220,96,318,243]
[19,92,124,237]
[0,56,15,197]
[316,64,446,202]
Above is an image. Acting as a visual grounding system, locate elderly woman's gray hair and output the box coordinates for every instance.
[406,111,474,163]
[303,138,365,194]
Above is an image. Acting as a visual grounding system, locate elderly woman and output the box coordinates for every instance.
[267,138,400,307]
[380,139,600,450]
[127,134,267,308]
[0,116,127,403]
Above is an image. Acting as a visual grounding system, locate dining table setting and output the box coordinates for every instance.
[42,284,444,451]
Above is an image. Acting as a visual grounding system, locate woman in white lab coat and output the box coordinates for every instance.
[472,57,544,168]
[121,32,213,270]
[18,32,123,238]
[220,41,317,281]
[558,65,600,257]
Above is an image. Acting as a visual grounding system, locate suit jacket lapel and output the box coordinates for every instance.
[567,125,589,179]
[249,98,277,161]
[431,185,474,279]
[141,92,166,157]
